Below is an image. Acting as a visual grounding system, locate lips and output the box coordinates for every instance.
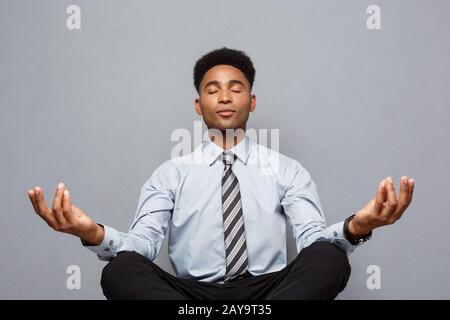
[217,109,236,117]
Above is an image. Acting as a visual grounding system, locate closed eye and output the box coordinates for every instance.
[207,90,241,94]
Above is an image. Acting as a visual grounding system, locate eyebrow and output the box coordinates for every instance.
[203,79,246,91]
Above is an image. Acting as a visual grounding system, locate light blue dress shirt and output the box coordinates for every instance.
[84,135,365,283]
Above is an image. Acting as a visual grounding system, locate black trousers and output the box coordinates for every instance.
[100,241,351,300]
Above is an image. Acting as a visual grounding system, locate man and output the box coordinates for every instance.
[27,47,415,300]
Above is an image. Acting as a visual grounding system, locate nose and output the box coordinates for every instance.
[218,90,232,104]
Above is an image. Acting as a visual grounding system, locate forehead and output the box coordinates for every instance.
[201,65,248,86]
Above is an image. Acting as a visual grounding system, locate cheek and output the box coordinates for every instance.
[237,95,251,106]
[200,104,218,120]
[198,98,213,113]
[200,96,216,107]
[237,101,251,114]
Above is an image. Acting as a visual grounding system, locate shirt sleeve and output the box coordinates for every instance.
[281,160,367,254]
[82,160,177,261]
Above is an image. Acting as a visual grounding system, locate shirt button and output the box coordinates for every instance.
[104,248,110,252]
[109,240,113,245]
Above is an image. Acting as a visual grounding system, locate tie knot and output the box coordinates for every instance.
[221,151,236,166]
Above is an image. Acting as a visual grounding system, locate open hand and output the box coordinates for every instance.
[27,183,102,244]
[350,176,415,237]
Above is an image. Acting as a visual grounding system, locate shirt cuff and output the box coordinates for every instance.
[81,224,121,261]
[317,221,368,254]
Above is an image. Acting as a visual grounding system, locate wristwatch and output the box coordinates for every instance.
[343,214,372,245]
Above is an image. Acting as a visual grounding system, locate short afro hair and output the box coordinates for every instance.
[193,47,255,94]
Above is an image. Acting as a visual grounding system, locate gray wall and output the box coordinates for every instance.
[1,0,449,299]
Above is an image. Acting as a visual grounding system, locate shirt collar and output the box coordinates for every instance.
[202,135,251,166]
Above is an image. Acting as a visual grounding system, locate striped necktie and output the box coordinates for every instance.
[221,150,249,282]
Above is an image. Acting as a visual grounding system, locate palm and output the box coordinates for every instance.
[28,184,97,239]
[70,205,95,232]
[355,176,415,232]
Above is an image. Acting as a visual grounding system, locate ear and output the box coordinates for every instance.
[195,98,202,115]
[249,94,256,112]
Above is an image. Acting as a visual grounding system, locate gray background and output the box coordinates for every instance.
[1,0,449,299]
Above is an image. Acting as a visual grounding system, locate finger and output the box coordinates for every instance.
[62,189,74,223]
[407,178,415,203]
[52,183,67,225]
[373,179,386,213]
[52,182,64,211]
[27,189,39,213]
[34,187,51,215]
[33,187,58,226]
[383,176,398,216]
[394,176,410,218]
[381,178,388,206]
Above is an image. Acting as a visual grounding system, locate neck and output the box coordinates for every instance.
[208,128,246,150]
